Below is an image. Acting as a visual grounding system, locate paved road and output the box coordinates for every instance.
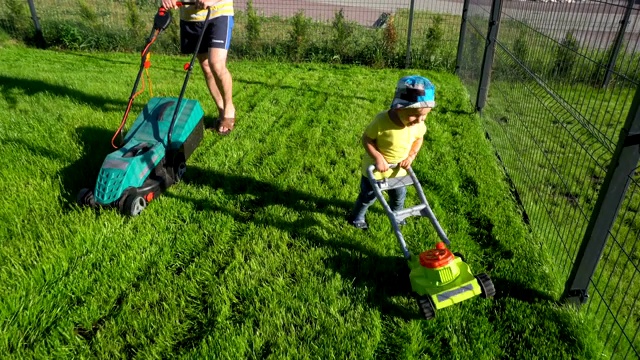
[233,0,640,50]
[233,0,467,26]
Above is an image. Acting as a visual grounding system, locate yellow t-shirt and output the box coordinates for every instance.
[361,111,427,180]
[180,0,234,21]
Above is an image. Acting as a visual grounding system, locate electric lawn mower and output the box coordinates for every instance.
[77,2,209,216]
[366,164,496,319]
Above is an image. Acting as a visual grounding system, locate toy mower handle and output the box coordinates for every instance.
[366,163,397,174]
[365,164,452,250]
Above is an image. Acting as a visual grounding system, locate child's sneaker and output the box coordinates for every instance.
[347,215,369,230]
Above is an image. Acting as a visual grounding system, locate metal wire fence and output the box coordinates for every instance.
[589,172,640,358]
[457,0,640,357]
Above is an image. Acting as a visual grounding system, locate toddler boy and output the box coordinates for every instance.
[348,75,435,230]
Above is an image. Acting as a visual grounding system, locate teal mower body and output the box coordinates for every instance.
[78,98,204,215]
[77,3,208,216]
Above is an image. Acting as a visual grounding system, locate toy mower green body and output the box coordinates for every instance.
[366,165,496,319]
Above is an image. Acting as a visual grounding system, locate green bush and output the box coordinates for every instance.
[246,0,261,53]
[513,31,528,65]
[1,0,31,40]
[552,31,579,79]
[422,15,446,70]
[380,14,399,67]
[42,19,133,52]
[424,15,444,55]
[287,11,311,61]
[126,0,144,39]
[77,0,98,24]
[331,9,352,62]
[3,3,456,73]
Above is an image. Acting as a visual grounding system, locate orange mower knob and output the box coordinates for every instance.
[419,242,454,269]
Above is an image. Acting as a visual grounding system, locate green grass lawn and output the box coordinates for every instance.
[0,44,603,358]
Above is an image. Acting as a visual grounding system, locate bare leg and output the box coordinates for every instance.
[197,53,224,120]
[208,47,235,133]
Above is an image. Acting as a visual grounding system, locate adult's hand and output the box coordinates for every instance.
[161,0,178,9]
[196,0,217,9]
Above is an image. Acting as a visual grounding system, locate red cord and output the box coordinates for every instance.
[111,30,160,149]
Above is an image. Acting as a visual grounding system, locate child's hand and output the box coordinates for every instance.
[375,158,389,173]
[399,154,416,169]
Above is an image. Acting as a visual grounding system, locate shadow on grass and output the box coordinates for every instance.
[235,78,373,103]
[59,126,116,208]
[491,277,557,304]
[433,107,475,116]
[163,166,422,353]
[182,165,355,218]
[484,277,590,359]
[61,51,187,73]
[73,257,161,358]
[62,163,578,354]
[3,126,115,210]
[0,75,126,111]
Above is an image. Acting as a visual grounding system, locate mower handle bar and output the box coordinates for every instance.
[366,164,451,259]
[159,1,200,10]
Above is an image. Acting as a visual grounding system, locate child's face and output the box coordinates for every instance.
[397,107,431,126]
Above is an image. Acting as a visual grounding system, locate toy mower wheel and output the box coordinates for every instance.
[475,273,496,298]
[453,252,465,262]
[77,188,96,207]
[123,194,147,216]
[416,295,436,320]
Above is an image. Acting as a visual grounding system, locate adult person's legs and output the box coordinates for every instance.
[197,16,235,135]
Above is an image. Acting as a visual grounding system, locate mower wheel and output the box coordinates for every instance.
[476,273,496,298]
[416,295,436,320]
[172,153,187,183]
[123,194,147,216]
[77,188,96,207]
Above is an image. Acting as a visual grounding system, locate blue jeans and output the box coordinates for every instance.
[350,176,407,222]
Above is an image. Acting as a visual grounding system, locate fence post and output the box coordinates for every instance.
[455,0,472,76]
[405,0,416,68]
[26,0,46,48]
[603,0,634,88]
[563,84,640,305]
[475,0,503,113]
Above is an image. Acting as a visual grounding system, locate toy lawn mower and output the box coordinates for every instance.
[77,2,209,216]
[366,164,496,319]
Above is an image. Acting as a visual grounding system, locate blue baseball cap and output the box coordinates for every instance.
[390,75,436,109]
